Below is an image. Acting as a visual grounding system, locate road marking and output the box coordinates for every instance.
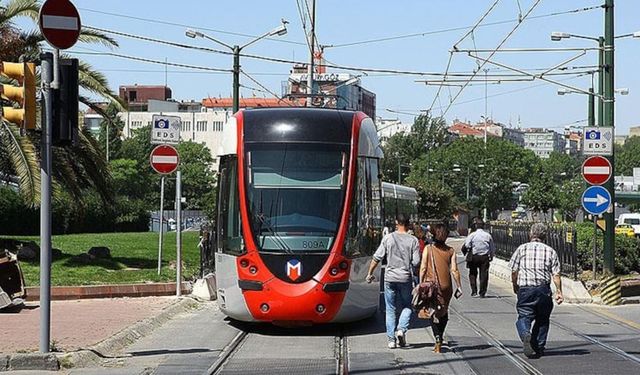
[588,306,640,331]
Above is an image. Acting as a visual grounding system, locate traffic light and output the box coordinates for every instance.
[53,58,79,145]
[0,62,36,130]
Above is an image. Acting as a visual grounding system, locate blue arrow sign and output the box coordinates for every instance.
[582,186,611,215]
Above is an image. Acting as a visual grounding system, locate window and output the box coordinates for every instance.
[217,156,243,255]
[184,121,191,132]
[147,121,152,127]
[245,143,348,253]
[345,157,381,258]
[197,120,207,132]
[128,90,137,102]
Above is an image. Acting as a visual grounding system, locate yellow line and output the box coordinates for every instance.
[589,306,640,331]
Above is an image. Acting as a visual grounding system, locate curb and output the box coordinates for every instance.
[2,353,59,372]
[56,296,201,369]
[25,282,192,301]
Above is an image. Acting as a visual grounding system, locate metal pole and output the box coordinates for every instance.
[106,121,109,162]
[176,170,182,296]
[39,52,53,353]
[157,176,165,275]
[484,68,488,147]
[603,0,615,274]
[466,167,470,201]
[598,37,605,127]
[306,0,316,106]
[397,160,401,184]
[593,215,598,280]
[588,87,595,128]
[232,46,240,114]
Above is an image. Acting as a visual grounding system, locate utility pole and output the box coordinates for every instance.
[232,45,240,113]
[603,0,615,274]
[306,0,316,106]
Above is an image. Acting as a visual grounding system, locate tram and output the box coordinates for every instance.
[215,108,385,324]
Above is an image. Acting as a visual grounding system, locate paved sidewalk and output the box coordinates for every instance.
[0,297,175,353]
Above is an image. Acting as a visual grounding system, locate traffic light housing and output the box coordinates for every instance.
[0,62,36,130]
[53,58,78,145]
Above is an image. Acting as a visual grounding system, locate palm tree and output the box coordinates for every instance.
[1,0,124,205]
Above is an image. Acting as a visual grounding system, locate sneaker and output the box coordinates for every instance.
[396,330,407,347]
[522,333,535,358]
[471,292,478,297]
[387,340,397,349]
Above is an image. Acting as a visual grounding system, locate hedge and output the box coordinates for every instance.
[575,222,640,275]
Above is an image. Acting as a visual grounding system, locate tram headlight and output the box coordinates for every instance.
[249,266,258,274]
[260,303,270,312]
[339,261,348,270]
[240,259,249,268]
[316,304,326,314]
[330,267,339,276]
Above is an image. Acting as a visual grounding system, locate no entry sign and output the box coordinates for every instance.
[150,145,179,174]
[39,0,81,50]
[582,155,612,185]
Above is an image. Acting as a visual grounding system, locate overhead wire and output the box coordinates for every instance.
[78,7,306,46]
[325,4,602,48]
[64,50,232,72]
[440,0,544,118]
[240,69,295,107]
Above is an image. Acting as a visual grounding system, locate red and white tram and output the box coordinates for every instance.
[215,108,383,324]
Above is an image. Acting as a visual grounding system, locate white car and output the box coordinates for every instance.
[617,213,640,237]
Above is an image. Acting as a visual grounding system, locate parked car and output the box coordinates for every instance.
[617,213,640,237]
[615,223,636,238]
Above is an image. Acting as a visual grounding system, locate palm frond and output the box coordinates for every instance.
[76,59,126,111]
[78,28,119,49]
[0,118,40,205]
[0,0,40,25]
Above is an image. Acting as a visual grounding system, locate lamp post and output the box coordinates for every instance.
[552,22,639,273]
[186,20,288,113]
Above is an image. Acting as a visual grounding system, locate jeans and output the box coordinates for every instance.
[383,281,413,341]
[431,313,449,343]
[469,254,491,296]
[515,284,554,352]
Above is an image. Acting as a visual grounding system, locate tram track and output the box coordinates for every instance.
[492,295,640,367]
[206,330,249,375]
[336,329,349,375]
[449,304,544,375]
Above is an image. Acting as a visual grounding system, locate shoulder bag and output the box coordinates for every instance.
[412,245,442,318]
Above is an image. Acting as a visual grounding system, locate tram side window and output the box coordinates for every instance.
[345,157,380,258]
[218,156,244,255]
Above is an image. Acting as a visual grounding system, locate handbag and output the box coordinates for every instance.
[412,245,442,318]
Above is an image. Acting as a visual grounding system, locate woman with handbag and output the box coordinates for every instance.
[419,221,462,353]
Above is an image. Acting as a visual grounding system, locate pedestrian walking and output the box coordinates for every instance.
[366,214,420,349]
[508,223,564,359]
[462,218,495,297]
[419,221,462,353]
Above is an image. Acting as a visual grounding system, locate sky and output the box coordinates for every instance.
[17,0,640,134]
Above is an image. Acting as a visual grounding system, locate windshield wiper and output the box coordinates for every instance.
[256,213,293,254]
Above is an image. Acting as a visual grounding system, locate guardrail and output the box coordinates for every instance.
[488,223,578,280]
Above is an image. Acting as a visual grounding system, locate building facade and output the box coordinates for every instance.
[523,129,566,158]
[376,118,412,140]
[119,85,172,111]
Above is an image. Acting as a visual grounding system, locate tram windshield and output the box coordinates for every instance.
[246,143,348,253]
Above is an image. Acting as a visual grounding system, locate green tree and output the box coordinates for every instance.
[0,0,123,205]
[176,141,216,211]
[110,158,150,199]
[521,163,559,219]
[557,176,583,221]
[616,136,640,176]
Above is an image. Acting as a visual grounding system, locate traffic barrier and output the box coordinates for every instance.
[601,275,622,306]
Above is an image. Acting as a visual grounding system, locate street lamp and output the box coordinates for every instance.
[186,19,288,113]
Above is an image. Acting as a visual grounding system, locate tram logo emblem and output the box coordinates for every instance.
[286,260,302,281]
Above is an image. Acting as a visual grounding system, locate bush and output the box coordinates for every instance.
[575,222,640,274]
[0,187,38,235]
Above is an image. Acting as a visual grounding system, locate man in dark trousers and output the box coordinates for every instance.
[509,223,564,358]
[462,218,495,297]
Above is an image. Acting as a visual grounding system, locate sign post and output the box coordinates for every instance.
[37,0,81,354]
[157,176,165,276]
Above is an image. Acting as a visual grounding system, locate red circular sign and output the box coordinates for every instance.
[150,145,179,174]
[38,0,81,50]
[582,156,612,185]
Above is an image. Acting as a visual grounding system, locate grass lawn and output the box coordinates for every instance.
[1,232,201,287]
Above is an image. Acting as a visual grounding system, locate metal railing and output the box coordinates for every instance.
[488,223,578,280]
